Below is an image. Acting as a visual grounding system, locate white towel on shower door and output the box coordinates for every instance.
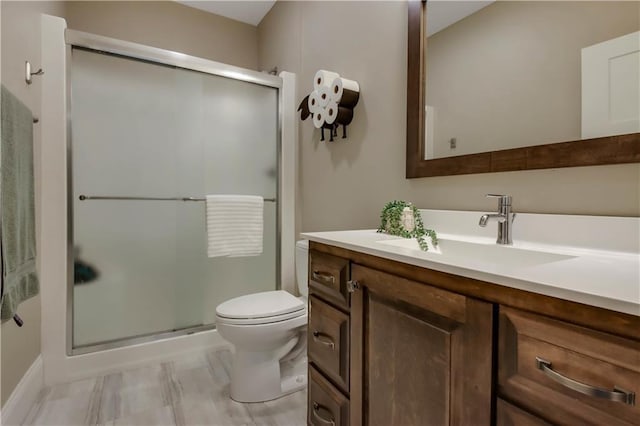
[206,195,264,258]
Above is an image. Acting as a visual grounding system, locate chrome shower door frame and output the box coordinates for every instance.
[65,29,284,356]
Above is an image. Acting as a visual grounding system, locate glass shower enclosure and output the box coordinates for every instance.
[69,44,280,353]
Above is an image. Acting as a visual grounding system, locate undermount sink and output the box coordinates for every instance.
[376,237,576,268]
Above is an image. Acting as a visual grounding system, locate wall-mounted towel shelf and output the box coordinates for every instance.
[78,195,277,202]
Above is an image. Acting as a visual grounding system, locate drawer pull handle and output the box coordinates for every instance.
[312,270,335,285]
[536,357,636,406]
[312,402,336,426]
[312,331,336,349]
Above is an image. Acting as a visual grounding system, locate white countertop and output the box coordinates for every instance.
[301,211,640,316]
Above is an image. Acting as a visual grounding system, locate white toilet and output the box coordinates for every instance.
[215,240,309,403]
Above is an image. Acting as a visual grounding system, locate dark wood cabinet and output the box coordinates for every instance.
[309,366,350,426]
[308,250,351,310]
[499,307,640,425]
[496,399,551,426]
[308,250,352,426]
[307,242,640,426]
[349,264,493,426]
[308,296,350,393]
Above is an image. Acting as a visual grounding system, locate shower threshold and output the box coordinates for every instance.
[71,323,216,356]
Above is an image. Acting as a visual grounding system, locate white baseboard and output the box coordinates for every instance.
[45,329,229,386]
[1,355,44,426]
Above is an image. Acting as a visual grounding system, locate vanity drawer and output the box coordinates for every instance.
[308,365,349,426]
[309,296,350,393]
[496,399,551,426]
[308,250,350,310]
[499,306,640,425]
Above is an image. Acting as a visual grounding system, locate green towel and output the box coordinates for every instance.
[1,85,39,322]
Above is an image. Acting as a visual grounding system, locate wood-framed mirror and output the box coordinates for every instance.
[406,0,640,178]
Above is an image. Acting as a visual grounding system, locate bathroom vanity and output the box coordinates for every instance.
[303,211,640,426]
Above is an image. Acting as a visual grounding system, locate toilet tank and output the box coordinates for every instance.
[295,240,309,298]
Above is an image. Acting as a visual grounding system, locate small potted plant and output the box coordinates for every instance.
[377,200,438,251]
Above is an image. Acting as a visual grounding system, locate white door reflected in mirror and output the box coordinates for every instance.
[582,31,640,139]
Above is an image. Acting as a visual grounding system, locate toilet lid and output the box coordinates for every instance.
[216,290,305,320]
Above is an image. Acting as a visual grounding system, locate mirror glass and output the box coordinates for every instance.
[423,1,639,160]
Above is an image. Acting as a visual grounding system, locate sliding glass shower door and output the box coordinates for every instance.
[70,48,279,349]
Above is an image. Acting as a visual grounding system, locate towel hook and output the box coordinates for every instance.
[25,61,44,85]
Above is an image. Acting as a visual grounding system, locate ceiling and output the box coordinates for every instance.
[176,0,493,32]
[426,1,495,37]
[176,1,276,26]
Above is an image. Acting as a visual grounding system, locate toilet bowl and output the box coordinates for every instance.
[215,240,309,403]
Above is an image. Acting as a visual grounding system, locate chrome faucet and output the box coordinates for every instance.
[479,194,515,245]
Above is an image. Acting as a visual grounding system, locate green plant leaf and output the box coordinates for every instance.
[377,201,438,251]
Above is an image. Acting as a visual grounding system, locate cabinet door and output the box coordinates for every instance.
[350,264,493,426]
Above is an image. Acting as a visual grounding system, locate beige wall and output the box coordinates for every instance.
[426,1,639,158]
[258,1,304,238]
[258,1,302,78]
[258,1,640,235]
[0,0,66,407]
[65,1,259,70]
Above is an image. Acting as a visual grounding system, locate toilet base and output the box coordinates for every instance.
[229,350,307,403]
[280,355,308,396]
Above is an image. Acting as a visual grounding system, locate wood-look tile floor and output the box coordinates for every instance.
[23,349,307,426]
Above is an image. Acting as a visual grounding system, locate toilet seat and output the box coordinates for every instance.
[216,309,307,326]
[216,290,306,326]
